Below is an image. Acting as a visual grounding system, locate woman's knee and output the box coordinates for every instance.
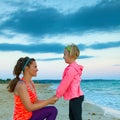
[50,106,58,114]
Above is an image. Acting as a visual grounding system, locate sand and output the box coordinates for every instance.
[0,84,120,120]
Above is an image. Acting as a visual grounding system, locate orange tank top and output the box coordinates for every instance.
[13,78,37,120]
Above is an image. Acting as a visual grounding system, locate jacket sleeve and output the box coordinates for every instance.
[56,66,75,98]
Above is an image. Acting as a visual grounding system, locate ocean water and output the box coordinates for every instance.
[42,80,120,111]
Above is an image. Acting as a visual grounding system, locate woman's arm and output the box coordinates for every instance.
[35,95,58,104]
[16,81,58,112]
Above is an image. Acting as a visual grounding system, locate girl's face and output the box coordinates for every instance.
[63,49,71,64]
[27,61,38,77]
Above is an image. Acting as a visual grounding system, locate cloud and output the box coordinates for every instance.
[79,55,94,59]
[0,41,119,54]
[37,58,63,61]
[0,43,64,53]
[36,55,94,61]
[113,64,120,67]
[88,41,120,50]
[67,0,120,32]
[0,0,120,38]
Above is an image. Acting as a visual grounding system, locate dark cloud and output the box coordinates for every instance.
[70,0,120,31]
[88,41,120,50]
[0,8,65,36]
[0,43,86,53]
[0,43,64,53]
[0,41,119,53]
[0,0,120,37]
[78,55,94,59]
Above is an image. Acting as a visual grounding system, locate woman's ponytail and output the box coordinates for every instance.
[7,57,24,92]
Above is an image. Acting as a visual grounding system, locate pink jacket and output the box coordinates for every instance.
[56,62,84,100]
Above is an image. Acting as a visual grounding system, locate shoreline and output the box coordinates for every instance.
[0,83,120,120]
[82,100,120,120]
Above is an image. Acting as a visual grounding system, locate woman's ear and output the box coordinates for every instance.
[24,66,29,72]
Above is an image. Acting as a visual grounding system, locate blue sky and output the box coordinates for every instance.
[0,0,120,80]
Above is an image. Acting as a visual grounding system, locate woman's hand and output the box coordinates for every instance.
[48,95,59,104]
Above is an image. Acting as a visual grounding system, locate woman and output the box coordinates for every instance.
[7,56,58,120]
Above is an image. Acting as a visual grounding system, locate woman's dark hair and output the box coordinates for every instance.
[7,56,35,93]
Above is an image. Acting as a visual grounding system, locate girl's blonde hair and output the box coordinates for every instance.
[65,44,80,59]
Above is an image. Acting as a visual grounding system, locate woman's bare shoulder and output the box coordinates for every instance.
[16,80,26,91]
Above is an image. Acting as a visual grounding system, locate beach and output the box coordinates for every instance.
[0,84,120,120]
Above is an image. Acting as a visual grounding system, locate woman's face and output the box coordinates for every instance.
[28,61,38,77]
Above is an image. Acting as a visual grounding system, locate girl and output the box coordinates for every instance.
[56,44,84,120]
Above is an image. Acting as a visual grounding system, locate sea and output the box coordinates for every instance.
[35,79,120,111]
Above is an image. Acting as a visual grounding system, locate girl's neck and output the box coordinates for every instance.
[69,59,75,64]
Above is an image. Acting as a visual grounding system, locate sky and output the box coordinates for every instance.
[0,0,120,80]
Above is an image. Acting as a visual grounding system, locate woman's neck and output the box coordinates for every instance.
[22,75,32,84]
